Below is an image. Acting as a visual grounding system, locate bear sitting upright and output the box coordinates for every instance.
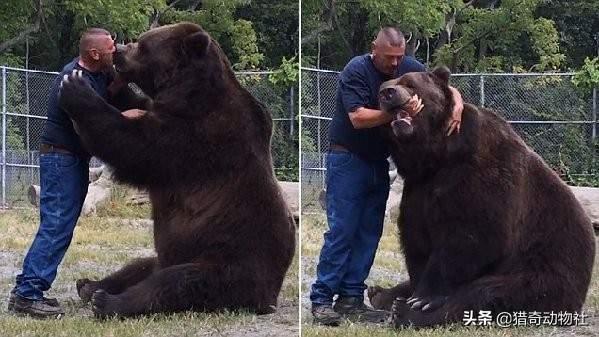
[367,67,595,328]
[58,22,296,318]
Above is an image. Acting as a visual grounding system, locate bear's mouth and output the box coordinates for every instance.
[397,109,410,119]
[394,108,414,126]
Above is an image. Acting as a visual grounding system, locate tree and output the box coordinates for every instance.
[236,0,299,69]
[0,0,287,72]
[0,0,299,182]
[536,0,599,69]
[302,0,578,73]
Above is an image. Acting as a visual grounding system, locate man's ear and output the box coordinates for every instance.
[432,66,451,85]
[183,31,211,58]
[90,49,100,61]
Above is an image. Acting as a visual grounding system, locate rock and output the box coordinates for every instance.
[80,166,114,216]
[279,181,299,222]
[570,186,599,234]
[27,185,40,207]
[89,166,104,182]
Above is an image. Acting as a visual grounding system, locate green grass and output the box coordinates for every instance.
[301,213,599,337]
[0,205,299,337]
[0,311,260,337]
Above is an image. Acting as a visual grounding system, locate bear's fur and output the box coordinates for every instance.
[58,22,296,317]
[367,67,596,328]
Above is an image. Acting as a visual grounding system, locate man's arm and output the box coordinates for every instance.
[349,95,424,129]
[446,86,463,136]
[348,107,394,129]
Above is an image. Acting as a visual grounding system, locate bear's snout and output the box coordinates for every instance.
[379,83,411,114]
[115,43,127,55]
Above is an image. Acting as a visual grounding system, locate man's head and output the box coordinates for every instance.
[79,28,115,72]
[371,27,406,76]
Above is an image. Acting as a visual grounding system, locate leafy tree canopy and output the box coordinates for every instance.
[302,0,598,73]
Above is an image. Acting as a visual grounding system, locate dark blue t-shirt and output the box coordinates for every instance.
[41,57,112,157]
[329,54,425,161]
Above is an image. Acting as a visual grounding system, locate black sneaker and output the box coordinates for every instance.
[333,296,389,324]
[312,304,342,326]
[7,294,64,319]
[8,291,60,310]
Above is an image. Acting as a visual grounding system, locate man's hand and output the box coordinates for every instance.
[447,86,463,136]
[121,109,146,119]
[401,94,424,117]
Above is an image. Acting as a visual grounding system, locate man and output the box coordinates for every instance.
[7,28,143,318]
[310,27,463,326]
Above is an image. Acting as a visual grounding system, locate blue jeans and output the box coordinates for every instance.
[310,150,390,305]
[13,152,89,300]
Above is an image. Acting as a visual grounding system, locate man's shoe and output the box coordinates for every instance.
[7,294,64,319]
[312,304,342,326]
[8,291,60,310]
[333,296,389,324]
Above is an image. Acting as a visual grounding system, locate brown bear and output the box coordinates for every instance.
[58,22,296,318]
[367,67,596,328]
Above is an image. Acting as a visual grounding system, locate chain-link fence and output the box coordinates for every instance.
[0,66,298,207]
[301,67,598,213]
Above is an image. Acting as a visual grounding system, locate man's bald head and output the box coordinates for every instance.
[79,28,112,55]
[371,27,406,76]
[78,28,115,72]
[373,27,405,48]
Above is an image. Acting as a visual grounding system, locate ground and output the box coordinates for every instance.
[0,188,299,337]
[301,213,599,337]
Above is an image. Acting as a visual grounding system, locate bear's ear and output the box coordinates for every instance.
[432,66,451,85]
[183,31,211,58]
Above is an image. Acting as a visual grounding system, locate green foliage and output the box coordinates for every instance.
[0,54,23,68]
[159,1,264,70]
[160,1,241,42]
[529,18,565,71]
[235,0,298,69]
[303,0,582,73]
[0,0,296,72]
[63,0,166,39]
[6,120,25,151]
[536,0,599,69]
[360,0,456,38]
[300,128,316,153]
[442,0,564,72]
[269,56,299,87]
[572,57,599,93]
[230,19,264,70]
[0,0,34,45]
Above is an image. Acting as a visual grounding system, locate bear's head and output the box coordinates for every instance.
[379,67,454,141]
[379,67,483,176]
[113,22,229,99]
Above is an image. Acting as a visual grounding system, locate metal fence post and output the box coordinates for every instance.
[1,67,6,206]
[480,74,485,107]
[593,87,597,141]
[289,86,294,136]
[316,72,323,188]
